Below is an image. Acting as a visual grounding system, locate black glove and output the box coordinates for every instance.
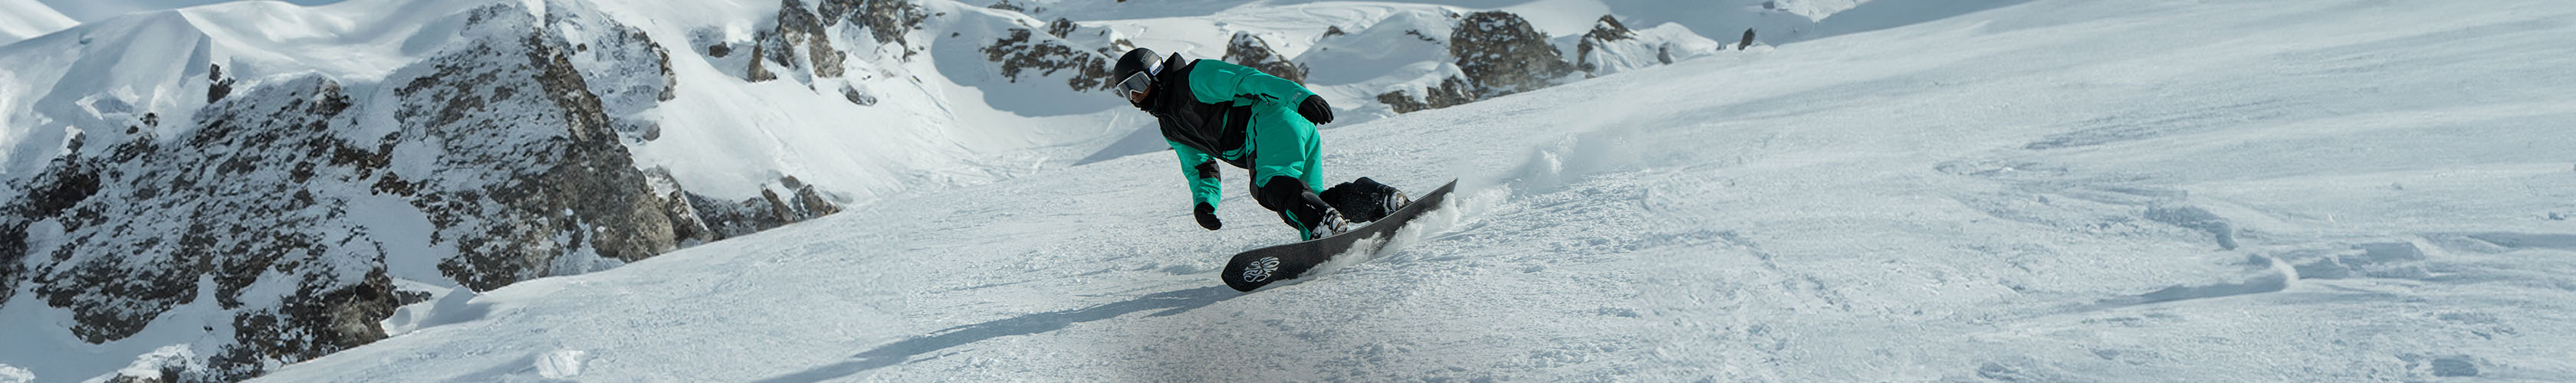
[1193,202,1222,231]
[1296,95,1334,125]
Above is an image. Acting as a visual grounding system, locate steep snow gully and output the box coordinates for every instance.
[15,0,2576,381]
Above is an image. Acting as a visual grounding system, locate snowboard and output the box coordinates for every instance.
[1221,179,1458,292]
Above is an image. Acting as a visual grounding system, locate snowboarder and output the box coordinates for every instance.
[1109,47,1408,241]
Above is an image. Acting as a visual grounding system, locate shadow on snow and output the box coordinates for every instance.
[750,286,1240,383]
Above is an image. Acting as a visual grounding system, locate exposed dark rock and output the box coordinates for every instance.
[405,8,680,290]
[843,84,879,106]
[747,42,777,81]
[1584,15,1633,41]
[1046,18,1077,39]
[206,64,235,103]
[820,0,926,46]
[1576,15,1632,72]
[1223,31,1306,84]
[0,72,373,370]
[100,348,210,383]
[655,43,677,101]
[681,180,841,241]
[1376,76,1475,114]
[1451,11,1570,97]
[209,269,397,381]
[984,0,1038,14]
[983,28,1116,90]
[547,7,678,108]
[761,0,844,79]
[0,2,832,380]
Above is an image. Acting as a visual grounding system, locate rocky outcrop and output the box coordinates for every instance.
[1046,18,1078,39]
[983,27,1120,91]
[755,0,843,80]
[748,42,778,81]
[745,0,925,82]
[205,64,235,103]
[385,5,679,290]
[1367,11,1720,113]
[1574,15,1635,73]
[1365,10,1568,113]
[984,0,1042,15]
[547,2,678,112]
[1451,11,1572,98]
[1223,31,1306,84]
[820,0,925,47]
[1572,15,1718,77]
[0,71,398,381]
[685,177,843,240]
[1376,77,1474,114]
[0,3,843,381]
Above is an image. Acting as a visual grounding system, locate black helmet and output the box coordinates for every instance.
[1112,47,1158,81]
[1112,47,1159,101]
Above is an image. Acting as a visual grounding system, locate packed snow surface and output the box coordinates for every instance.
[0,0,2565,381]
[230,0,2576,381]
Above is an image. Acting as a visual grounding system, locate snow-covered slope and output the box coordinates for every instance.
[0,0,1838,381]
[232,0,2576,381]
[0,0,76,46]
[31,0,350,24]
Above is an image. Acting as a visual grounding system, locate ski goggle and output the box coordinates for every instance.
[1116,71,1152,100]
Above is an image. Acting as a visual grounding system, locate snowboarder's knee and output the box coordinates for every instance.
[1253,175,1309,211]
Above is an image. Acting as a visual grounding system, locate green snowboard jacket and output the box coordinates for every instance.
[1141,57,1323,210]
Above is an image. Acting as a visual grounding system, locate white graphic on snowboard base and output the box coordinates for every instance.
[1241,257,1283,282]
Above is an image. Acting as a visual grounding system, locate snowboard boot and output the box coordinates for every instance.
[1322,177,1407,223]
[1307,208,1352,240]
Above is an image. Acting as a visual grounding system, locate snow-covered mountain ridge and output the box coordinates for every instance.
[0,0,77,46]
[1,0,1862,381]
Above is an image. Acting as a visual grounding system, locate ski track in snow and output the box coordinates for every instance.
[88,0,2576,381]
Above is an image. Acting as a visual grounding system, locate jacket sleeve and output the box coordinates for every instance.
[1170,139,1224,208]
[1184,60,1315,107]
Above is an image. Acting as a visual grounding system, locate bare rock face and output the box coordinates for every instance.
[983,28,1117,91]
[1451,11,1572,98]
[984,0,1042,15]
[752,0,927,82]
[748,42,778,81]
[205,64,235,103]
[0,3,746,379]
[1366,11,1715,114]
[0,2,853,381]
[547,3,678,108]
[1046,18,1078,39]
[0,71,399,381]
[389,5,680,291]
[1223,31,1306,84]
[820,0,926,47]
[5,74,375,349]
[1376,77,1475,114]
[756,0,845,80]
[1574,15,1633,73]
[1364,10,1566,113]
[683,178,842,240]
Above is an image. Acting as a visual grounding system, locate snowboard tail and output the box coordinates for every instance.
[1221,179,1458,292]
